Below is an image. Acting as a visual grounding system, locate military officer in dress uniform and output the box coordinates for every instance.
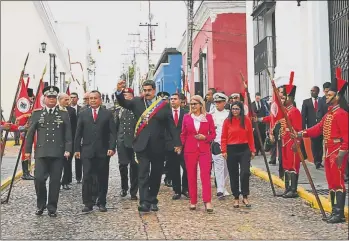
[25,86,72,217]
[115,88,138,200]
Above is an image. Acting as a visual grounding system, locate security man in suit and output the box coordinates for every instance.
[115,88,138,200]
[25,86,72,217]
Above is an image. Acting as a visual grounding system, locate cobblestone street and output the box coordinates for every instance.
[1,156,348,240]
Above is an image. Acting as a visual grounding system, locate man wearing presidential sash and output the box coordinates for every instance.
[115,80,181,212]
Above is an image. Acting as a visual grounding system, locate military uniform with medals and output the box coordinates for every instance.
[25,86,72,217]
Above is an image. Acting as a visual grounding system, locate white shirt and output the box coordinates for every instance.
[46,106,55,113]
[172,107,180,120]
[71,104,78,114]
[212,108,229,144]
[312,97,318,108]
[91,106,100,115]
[194,118,200,132]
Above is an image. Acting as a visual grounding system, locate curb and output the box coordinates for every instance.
[250,166,348,222]
[5,140,16,147]
[0,163,35,192]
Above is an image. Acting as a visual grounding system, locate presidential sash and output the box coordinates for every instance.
[134,98,168,163]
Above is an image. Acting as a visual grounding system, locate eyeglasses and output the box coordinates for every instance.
[231,108,240,111]
[190,102,200,106]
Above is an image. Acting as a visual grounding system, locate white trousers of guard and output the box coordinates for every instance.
[212,153,229,193]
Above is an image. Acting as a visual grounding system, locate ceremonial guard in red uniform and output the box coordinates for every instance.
[296,77,348,223]
[259,82,302,198]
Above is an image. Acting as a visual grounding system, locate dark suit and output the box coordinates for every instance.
[301,98,323,166]
[25,106,72,213]
[251,100,268,155]
[75,107,116,207]
[72,105,83,181]
[165,107,188,195]
[317,96,328,120]
[205,101,214,113]
[61,106,77,185]
[115,107,138,197]
[115,92,180,206]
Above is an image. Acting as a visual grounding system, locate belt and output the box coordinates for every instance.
[324,138,342,144]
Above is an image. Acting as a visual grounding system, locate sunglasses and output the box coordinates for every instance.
[231,108,241,111]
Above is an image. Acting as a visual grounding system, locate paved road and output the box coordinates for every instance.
[1,145,22,182]
[1,157,348,240]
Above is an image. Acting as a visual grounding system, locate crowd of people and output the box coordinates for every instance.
[0,76,347,224]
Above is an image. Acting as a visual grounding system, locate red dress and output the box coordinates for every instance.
[302,105,348,191]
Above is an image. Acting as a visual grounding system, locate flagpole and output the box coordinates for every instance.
[240,72,276,196]
[1,53,29,160]
[265,67,327,220]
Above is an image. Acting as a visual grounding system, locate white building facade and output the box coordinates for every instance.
[246,0,348,107]
[1,1,82,119]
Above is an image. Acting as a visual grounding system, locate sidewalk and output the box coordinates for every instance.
[251,154,348,219]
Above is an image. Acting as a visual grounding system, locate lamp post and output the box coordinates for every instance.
[49,53,56,86]
[39,42,47,53]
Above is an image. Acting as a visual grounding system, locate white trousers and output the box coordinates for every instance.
[212,153,229,193]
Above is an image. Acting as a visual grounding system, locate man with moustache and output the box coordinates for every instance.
[115,80,181,212]
[58,93,77,190]
[25,86,72,217]
[75,90,116,213]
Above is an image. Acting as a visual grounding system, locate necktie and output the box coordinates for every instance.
[49,109,53,115]
[174,109,179,126]
[314,98,318,112]
[257,102,260,110]
[93,109,98,122]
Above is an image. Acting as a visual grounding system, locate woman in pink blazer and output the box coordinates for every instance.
[180,95,216,213]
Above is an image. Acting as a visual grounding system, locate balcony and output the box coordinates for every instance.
[251,0,276,20]
[254,36,276,74]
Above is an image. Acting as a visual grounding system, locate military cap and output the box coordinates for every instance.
[157,91,170,98]
[43,86,59,97]
[213,92,228,102]
[123,88,134,94]
[230,93,240,98]
[330,77,347,95]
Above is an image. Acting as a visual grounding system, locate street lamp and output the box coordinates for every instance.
[39,42,47,53]
[297,0,306,6]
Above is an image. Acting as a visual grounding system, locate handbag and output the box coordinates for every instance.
[211,141,222,155]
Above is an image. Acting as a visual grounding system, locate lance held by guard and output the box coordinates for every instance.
[240,72,276,197]
[293,71,348,224]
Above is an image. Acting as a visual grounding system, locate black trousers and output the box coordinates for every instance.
[167,151,188,194]
[226,144,251,198]
[277,138,284,177]
[61,157,72,185]
[82,157,110,207]
[311,136,323,166]
[75,157,82,181]
[270,143,277,163]
[119,147,138,197]
[34,157,64,212]
[254,122,266,155]
[137,146,165,206]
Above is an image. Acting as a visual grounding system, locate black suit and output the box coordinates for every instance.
[302,98,323,166]
[317,96,328,120]
[72,105,83,181]
[251,100,268,155]
[75,107,117,207]
[116,92,180,207]
[61,106,77,186]
[165,107,188,195]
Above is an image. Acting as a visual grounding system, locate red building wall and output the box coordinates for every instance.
[212,13,247,95]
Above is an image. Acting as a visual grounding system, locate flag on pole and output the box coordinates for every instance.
[66,84,70,95]
[97,39,101,52]
[33,80,45,109]
[25,76,30,89]
[14,78,31,118]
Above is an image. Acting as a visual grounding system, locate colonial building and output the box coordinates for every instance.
[177,1,247,98]
[246,0,348,106]
[1,1,85,119]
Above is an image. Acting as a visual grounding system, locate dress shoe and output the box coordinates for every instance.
[315,163,324,169]
[120,189,127,197]
[150,204,159,212]
[76,180,82,184]
[165,179,172,187]
[48,212,57,217]
[216,192,224,199]
[99,205,107,212]
[131,196,138,201]
[62,184,71,190]
[181,191,190,198]
[172,193,181,200]
[138,204,150,212]
[269,160,276,165]
[35,209,44,216]
[82,206,93,213]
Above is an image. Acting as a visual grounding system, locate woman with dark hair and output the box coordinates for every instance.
[221,101,255,208]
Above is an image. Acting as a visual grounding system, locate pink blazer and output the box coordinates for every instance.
[180,113,216,153]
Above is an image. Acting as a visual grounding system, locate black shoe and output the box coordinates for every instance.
[82,206,93,213]
[120,189,127,197]
[99,205,107,212]
[76,180,82,184]
[315,163,324,169]
[62,184,71,190]
[131,196,138,201]
[283,173,299,198]
[48,212,57,217]
[35,209,44,216]
[21,173,35,180]
[165,179,172,187]
[181,191,189,198]
[21,161,35,180]
[217,192,224,199]
[172,193,181,200]
[150,204,159,212]
[269,160,276,165]
[138,204,150,212]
